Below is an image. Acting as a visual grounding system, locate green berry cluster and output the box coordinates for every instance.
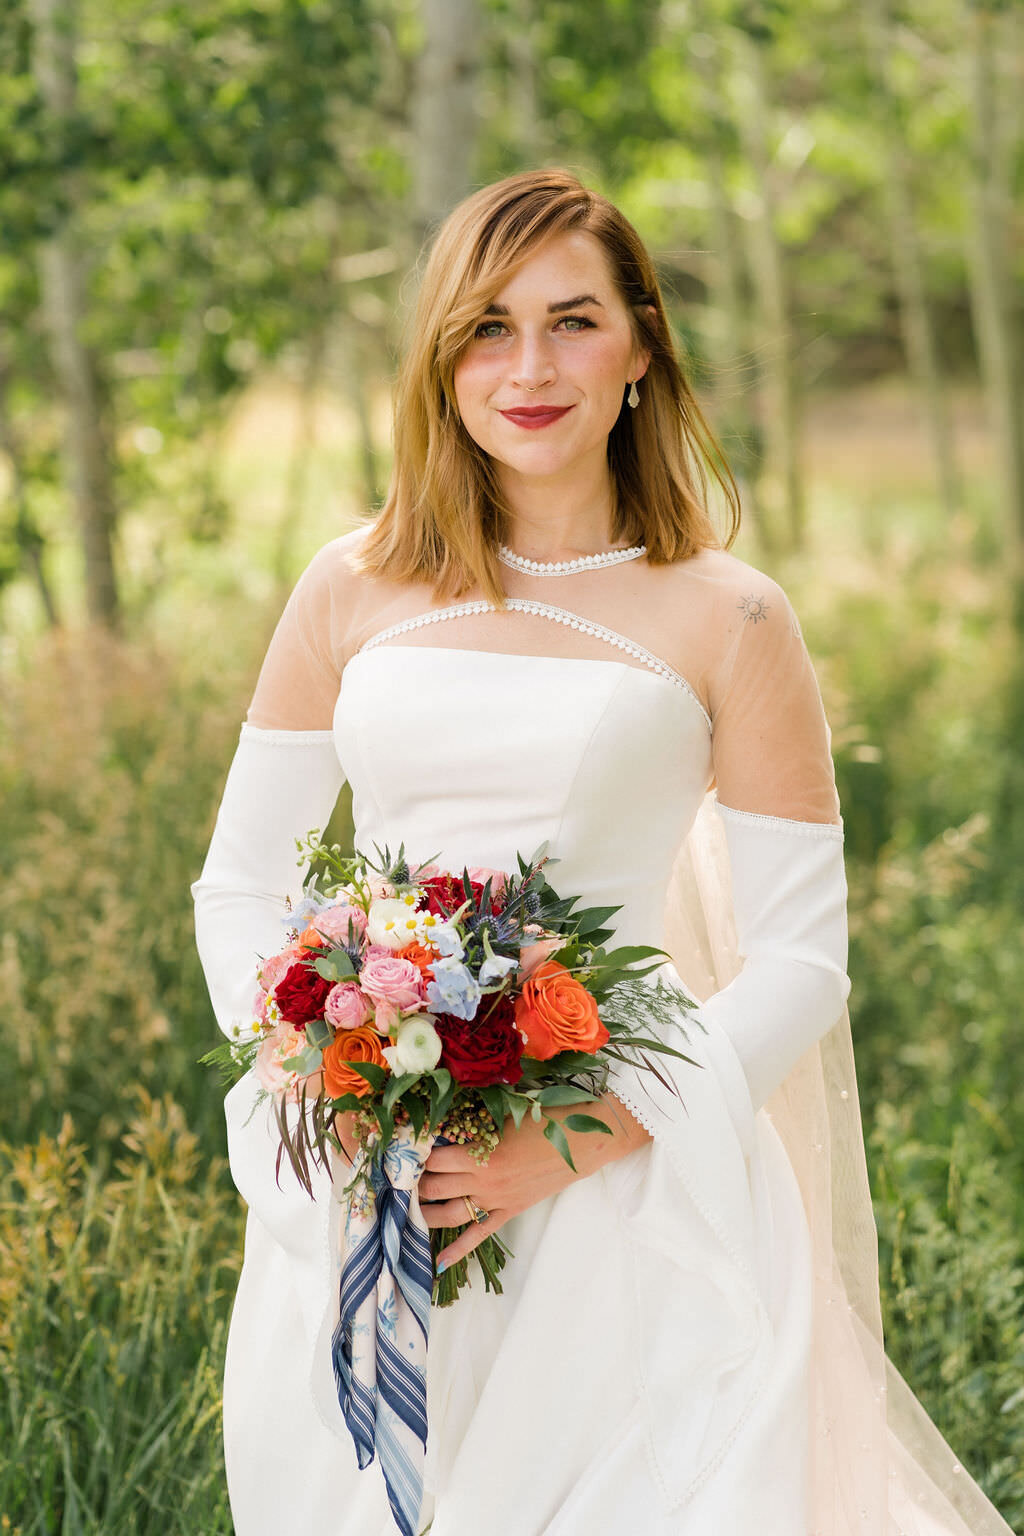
[439,1101,500,1164]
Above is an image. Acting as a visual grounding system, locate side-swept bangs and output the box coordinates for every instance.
[358,169,740,603]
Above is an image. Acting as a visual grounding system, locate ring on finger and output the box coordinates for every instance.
[461,1195,489,1226]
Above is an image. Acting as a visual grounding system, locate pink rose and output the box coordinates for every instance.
[518,927,562,978]
[255,1024,305,1093]
[314,904,368,944]
[325,982,372,1031]
[253,989,269,1026]
[258,945,302,993]
[468,865,508,900]
[361,943,394,964]
[359,955,426,1012]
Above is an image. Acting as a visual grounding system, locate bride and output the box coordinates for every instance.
[192,169,1012,1535]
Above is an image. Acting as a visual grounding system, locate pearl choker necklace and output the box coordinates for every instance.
[497,542,647,575]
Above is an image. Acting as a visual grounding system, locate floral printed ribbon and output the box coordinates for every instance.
[332,1124,435,1536]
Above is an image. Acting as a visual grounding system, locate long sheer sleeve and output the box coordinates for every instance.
[699,576,850,1112]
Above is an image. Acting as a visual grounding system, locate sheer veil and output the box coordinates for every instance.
[664,798,1013,1536]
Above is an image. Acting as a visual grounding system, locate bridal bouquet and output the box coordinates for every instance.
[206,832,699,1304]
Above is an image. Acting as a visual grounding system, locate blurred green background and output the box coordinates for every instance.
[1,0,1022,1531]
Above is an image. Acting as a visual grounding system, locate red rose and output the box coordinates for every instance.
[420,871,505,918]
[273,959,333,1025]
[435,995,523,1086]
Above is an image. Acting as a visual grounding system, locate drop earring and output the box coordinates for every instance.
[627,379,640,409]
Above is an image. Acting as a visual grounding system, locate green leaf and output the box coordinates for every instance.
[564,1113,614,1135]
[431,1069,456,1125]
[505,1093,533,1130]
[347,1061,388,1090]
[537,1085,597,1107]
[376,1107,395,1146]
[477,1084,506,1127]
[408,1095,427,1142]
[288,1045,324,1076]
[598,944,669,966]
[543,1116,577,1172]
[313,948,355,982]
[384,1072,420,1112]
[304,1016,332,1049]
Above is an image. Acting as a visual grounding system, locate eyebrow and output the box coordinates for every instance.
[480,293,604,317]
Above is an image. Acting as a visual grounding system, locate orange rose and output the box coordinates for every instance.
[514,961,609,1060]
[297,923,327,950]
[395,941,437,980]
[323,1025,388,1099]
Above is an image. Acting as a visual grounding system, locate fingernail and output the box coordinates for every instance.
[436,1259,447,1275]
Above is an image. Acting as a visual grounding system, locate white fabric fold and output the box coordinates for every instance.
[192,725,349,1444]
[699,803,850,1114]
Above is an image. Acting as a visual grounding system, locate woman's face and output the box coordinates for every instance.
[451,230,649,488]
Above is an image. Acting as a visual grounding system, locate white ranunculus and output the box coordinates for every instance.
[366,895,422,950]
[382,1016,443,1075]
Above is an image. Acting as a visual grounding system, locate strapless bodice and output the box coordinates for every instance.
[333,647,712,947]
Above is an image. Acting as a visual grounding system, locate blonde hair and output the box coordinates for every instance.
[359,168,741,603]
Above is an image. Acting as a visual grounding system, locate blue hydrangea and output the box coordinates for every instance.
[478,952,518,985]
[282,892,330,931]
[431,923,465,959]
[425,957,481,1020]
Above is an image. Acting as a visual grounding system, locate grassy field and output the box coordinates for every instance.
[1,381,1021,1532]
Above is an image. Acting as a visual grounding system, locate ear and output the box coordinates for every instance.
[631,303,658,381]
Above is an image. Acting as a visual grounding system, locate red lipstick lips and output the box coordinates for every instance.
[498,405,574,430]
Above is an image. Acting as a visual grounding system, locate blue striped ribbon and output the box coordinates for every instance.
[332,1125,435,1536]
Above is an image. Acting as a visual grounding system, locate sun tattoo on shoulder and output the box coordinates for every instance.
[738,593,770,624]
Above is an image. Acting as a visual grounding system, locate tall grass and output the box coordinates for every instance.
[0,1100,241,1534]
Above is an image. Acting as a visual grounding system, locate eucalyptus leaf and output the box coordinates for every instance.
[313,948,356,982]
[304,1016,332,1049]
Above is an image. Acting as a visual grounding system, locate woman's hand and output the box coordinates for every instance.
[418,1095,650,1271]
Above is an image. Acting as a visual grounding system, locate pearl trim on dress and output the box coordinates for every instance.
[497,543,647,575]
[356,597,712,731]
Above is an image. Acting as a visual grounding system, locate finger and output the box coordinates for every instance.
[424,1143,479,1174]
[418,1172,476,1203]
[435,1209,506,1268]
[419,1197,481,1230]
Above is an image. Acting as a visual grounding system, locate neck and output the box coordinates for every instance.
[498,447,620,560]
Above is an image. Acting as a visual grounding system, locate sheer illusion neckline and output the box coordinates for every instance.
[353,598,712,731]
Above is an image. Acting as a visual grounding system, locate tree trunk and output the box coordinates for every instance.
[863,0,961,522]
[411,0,482,240]
[0,354,61,628]
[508,0,542,163]
[687,22,766,541]
[963,1,1024,567]
[29,0,119,625]
[732,19,804,551]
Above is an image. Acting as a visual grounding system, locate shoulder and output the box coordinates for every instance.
[292,525,374,593]
[661,546,797,640]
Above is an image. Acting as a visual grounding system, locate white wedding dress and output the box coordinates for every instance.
[192,530,1013,1536]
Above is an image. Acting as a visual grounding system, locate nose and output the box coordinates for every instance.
[509,331,556,392]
